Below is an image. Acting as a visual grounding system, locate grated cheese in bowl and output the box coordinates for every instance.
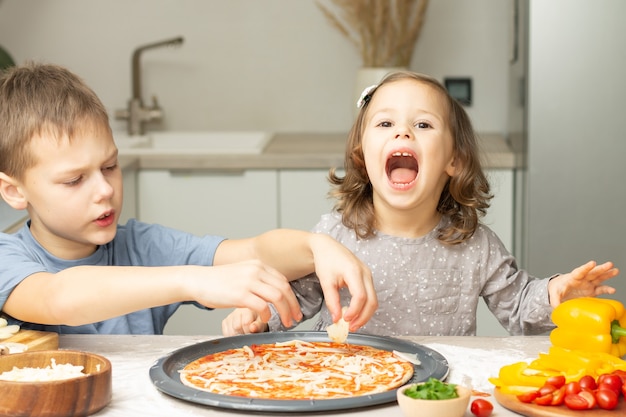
[0,358,92,382]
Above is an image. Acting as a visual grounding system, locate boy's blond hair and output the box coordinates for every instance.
[0,62,111,180]
[330,71,492,245]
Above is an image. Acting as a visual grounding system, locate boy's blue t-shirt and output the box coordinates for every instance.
[0,219,225,334]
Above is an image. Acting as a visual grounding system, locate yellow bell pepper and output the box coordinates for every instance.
[550,297,626,358]
[488,361,551,391]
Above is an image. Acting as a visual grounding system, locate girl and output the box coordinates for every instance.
[222,71,618,337]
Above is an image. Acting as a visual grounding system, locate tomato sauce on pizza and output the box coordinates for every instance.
[179,339,415,400]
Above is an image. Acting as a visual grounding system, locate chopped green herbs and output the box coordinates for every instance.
[402,378,459,400]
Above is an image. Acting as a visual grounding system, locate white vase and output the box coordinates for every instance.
[353,67,406,115]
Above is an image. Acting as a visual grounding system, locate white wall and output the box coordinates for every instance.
[526,0,626,303]
[0,0,510,135]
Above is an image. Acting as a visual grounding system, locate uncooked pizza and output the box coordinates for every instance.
[179,339,415,400]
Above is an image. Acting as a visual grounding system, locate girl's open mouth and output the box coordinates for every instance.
[386,151,418,187]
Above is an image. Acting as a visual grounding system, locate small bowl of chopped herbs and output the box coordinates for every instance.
[397,378,471,417]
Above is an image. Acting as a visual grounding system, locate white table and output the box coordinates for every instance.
[59,334,550,416]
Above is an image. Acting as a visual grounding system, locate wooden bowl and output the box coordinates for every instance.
[0,350,112,417]
[396,383,471,417]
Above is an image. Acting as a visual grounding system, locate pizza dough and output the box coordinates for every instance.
[179,339,415,400]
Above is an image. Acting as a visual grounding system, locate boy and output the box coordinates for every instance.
[0,62,377,334]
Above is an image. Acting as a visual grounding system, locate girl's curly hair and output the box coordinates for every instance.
[329,71,492,245]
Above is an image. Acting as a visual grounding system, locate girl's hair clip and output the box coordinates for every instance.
[356,84,377,109]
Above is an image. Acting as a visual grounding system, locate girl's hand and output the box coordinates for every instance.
[222,308,268,336]
[548,260,620,306]
[309,234,378,331]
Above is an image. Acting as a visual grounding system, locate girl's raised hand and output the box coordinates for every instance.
[548,260,620,306]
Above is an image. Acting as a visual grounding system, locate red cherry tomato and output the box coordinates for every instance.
[564,381,581,396]
[534,393,555,406]
[622,380,626,398]
[546,375,566,388]
[470,398,493,417]
[578,375,597,391]
[597,374,623,394]
[595,388,619,410]
[516,391,538,403]
[564,391,596,410]
[550,386,566,406]
[538,383,558,396]
[610,370,626,384]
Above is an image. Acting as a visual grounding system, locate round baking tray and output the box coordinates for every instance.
[149,331,449,413]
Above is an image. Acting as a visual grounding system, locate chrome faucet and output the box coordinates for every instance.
[115,36,184,135]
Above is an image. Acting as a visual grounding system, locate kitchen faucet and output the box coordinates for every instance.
[115,36,184,135]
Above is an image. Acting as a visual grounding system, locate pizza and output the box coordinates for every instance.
[179,339,415,400]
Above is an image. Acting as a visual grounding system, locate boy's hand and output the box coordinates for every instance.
[222,308,268,336]
[309,234,378,332]
[192,260,302,328]
[548,260,620,306]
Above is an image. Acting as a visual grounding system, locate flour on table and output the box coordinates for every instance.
[423,343,533,392]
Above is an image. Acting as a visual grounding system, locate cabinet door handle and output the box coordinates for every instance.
[167,168,246,176]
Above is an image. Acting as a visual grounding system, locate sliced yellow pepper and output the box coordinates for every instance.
[489,345,626,393]
[550,297,626,358]
[488,361,550,389]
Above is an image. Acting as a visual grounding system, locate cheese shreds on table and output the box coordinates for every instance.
[179,340,415,400]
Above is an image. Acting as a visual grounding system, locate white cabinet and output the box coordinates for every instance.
[120,165,138,225]
[476,169,515,337]
[483,169,514,252]
[137,169,278,238]
[278,169,337,231]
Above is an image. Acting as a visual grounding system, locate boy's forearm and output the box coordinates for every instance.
[251,229,316,281]
[214,229,317,281]
[5,265,192,326]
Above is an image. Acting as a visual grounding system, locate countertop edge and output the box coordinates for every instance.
[118,132,524,171]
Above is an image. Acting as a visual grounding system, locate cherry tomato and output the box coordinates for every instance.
[534,393,554,406]
[578,375,597,391]
[597,375,623,396]
[516,391,538,403]
[622,380,626,398]
[564,381,581,396]
[550,386,566,406]
[470,398,493,417]
[564,391,596,410]
[546,375,566,388]
[610,370,626,384]
[538,383,558,396]
[597,374,623,394]
[595,388,619,410]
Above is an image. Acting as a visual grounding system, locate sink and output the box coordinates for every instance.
[113,133,150,150]
[114,131,273,155]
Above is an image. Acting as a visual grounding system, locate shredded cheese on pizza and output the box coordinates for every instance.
[179,340,415,400]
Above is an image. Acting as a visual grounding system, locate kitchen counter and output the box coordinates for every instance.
[118,132,521,171]
[59,334,549,417]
